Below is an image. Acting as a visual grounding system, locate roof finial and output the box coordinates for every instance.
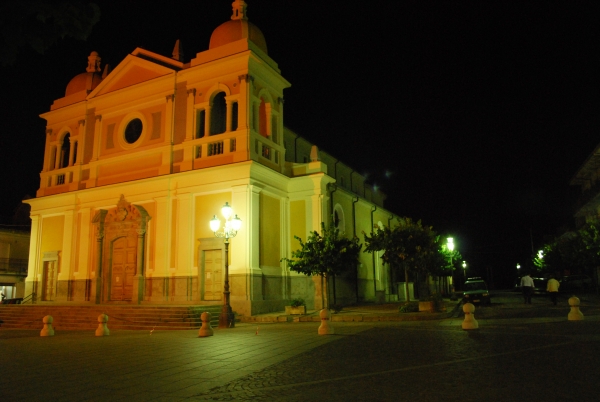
[172,39,184,61]
[231,0,248,21]
[86,51,101,73]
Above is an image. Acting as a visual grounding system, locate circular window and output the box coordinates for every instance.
[124,118,143,144]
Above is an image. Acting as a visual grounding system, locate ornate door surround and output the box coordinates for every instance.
[92,195,151,304]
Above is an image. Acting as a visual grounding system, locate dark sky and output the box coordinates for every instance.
[1,1,599,285]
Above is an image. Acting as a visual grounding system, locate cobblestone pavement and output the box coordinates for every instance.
[2,297,600,402]
[192,319,600,401]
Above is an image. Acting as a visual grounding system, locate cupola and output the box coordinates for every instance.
[209,0,268,54]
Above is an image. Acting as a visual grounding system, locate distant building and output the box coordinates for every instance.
[0,228,29,302]
[24,1,399,315]
[570,142,600,228]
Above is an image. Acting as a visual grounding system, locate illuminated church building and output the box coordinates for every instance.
[25,1,397,316]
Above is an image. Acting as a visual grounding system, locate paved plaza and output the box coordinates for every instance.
[3,301,600,402]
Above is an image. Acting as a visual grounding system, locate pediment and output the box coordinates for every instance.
[89,50,178,98]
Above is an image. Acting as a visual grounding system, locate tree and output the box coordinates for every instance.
[281,222,362,309]
[1,1,101,66]
[540,220,600,278]
[363,217,441,301]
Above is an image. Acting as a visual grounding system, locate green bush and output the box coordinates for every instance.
[398,302,419,313]
[290,298,305,307]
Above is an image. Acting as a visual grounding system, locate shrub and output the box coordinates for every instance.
[290,298,305,307]
[398,302,419,313]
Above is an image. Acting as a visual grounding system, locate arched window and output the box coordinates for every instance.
[60,133,70,168]
[333,204,346,234]
[72,140,78,165]
[210,92,226,135]
[258,97,268,137]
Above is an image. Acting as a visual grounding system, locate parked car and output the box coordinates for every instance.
[462,279,491,305]
[560,275,592,293]
[514,277,547,295]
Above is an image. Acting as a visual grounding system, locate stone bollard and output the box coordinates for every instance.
[95,314,110,336]
[462,302,479,330]
[568,296,584,321]
[40,315,55,337]
[198,312,214,337]
[318,308,334,335]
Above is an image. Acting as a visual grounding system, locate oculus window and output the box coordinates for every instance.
[124,118,143,144]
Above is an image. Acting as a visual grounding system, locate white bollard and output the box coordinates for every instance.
[568,296,584,321]
[462,302,479,330]
[95,314,110,336]
[318,308,334,335]
[198,312,214,337]
[40,315,55,337]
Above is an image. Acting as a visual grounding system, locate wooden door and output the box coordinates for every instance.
[111,237,136,301]
[42,261,56,301]
[203,249,222,301]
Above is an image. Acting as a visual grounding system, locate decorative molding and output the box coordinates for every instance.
[187,88,196,96]
[238,74,254,83]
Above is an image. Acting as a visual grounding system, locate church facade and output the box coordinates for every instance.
[24,1,398,316]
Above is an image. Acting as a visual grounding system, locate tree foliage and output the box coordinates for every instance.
[538,220,600,276]
[363,217,442,277]
[281,222,362,280]
[1,1,101,66]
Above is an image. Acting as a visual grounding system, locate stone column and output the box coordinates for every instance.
[92,115,102,161]
[94,230,104,304]
[132,229,146,304]
[75,119,85,164]
[42,129,52,173]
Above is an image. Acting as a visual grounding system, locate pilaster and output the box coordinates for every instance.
[159,95,175,175]
[153,196,170,275]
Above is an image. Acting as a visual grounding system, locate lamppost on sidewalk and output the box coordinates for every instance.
[462,261,467,282]
[210,202,242,329]
[447,237,455,296]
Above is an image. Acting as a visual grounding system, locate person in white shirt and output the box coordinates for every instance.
[520,273,534,304]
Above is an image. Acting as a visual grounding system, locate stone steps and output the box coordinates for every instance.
[0,305,223,331]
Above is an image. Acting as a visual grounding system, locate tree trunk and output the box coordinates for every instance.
[404,267,410,302]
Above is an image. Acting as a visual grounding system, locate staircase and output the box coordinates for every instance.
[0,305,223,331]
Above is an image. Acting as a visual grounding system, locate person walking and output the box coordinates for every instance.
[547,275,560,306]
[521,273,534,304]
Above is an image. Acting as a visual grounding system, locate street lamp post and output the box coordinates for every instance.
[462,261,467,282]
[447,238,455,296]
[210,202,242,329]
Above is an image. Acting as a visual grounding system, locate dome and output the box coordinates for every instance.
[209,0,268,54]
[65,72,102,96]
[65,51,103,96]
[209,19,268,54]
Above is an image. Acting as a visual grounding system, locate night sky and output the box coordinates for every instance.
[1,1,599,286]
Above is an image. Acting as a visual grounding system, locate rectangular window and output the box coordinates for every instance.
[231,102,238,131]
[195,145,202,159]
[230,139,236,152]
[196,110,205,138]
[56,174,65,185]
